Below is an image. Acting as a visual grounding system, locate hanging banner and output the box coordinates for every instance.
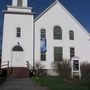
[40,38,47,53]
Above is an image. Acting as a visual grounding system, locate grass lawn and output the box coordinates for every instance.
[34,76,90,90]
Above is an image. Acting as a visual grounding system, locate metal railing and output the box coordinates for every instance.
[0,61,9,69]
[26,61,39,80]
[0,61,9,75]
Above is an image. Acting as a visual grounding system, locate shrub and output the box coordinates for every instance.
[52,59,71,79]
[80,62,90,80]
[34,62,46,76]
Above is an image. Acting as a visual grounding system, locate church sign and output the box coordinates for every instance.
[71,56,81,79]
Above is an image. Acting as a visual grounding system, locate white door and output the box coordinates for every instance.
[12,51,24,67]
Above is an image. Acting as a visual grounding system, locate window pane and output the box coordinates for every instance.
[54,26,62,40]
[70,47,75,58]
[17,33,21,37]
[69,30,74,40]
[41,29,46,39]
[17,30,20,33]
[16,27,21,37]
[54,47,63,61]
[41,52,46,61]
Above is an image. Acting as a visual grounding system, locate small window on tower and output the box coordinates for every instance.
[17,0,22,7]
[16,27,21,37]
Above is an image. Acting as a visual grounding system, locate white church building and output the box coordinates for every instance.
[1,0,90,76]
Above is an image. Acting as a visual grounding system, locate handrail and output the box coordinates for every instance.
[26,61,38,75]
[0,61,10,77]
[0,61,9,69]
[26,61,39,81]
[1,64,9,67]
[27,61,34,69]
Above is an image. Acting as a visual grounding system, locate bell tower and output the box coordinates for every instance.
[2,0,34,77]
[12,0,28,7]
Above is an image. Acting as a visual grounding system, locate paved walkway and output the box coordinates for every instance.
[0,78,47,90]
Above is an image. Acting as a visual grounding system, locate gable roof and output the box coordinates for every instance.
[34,0,90,37]
[34,0,57,21]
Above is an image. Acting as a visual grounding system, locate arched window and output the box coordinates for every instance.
[16,27,21,37]
[40,29,46,39]
[69,30,74,40]
[12,46,23,51]
[54,26,62,40]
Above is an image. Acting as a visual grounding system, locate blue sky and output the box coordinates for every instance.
[0,0,90,47]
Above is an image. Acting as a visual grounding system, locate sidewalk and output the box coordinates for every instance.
[0,78,47,90]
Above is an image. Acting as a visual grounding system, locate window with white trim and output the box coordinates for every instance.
[69,30,74,40]
[54,26,62,40]
[16,27,21,37]
[54,47,63,61]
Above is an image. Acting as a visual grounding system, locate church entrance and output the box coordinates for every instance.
[10,46,29,77]
[11,45,24,67]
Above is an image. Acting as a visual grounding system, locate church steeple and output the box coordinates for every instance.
[12,0,28,7]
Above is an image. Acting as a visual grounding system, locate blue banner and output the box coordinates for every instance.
[40,39,47,53]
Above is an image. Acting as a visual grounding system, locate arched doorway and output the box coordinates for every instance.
[11,45,24,67]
